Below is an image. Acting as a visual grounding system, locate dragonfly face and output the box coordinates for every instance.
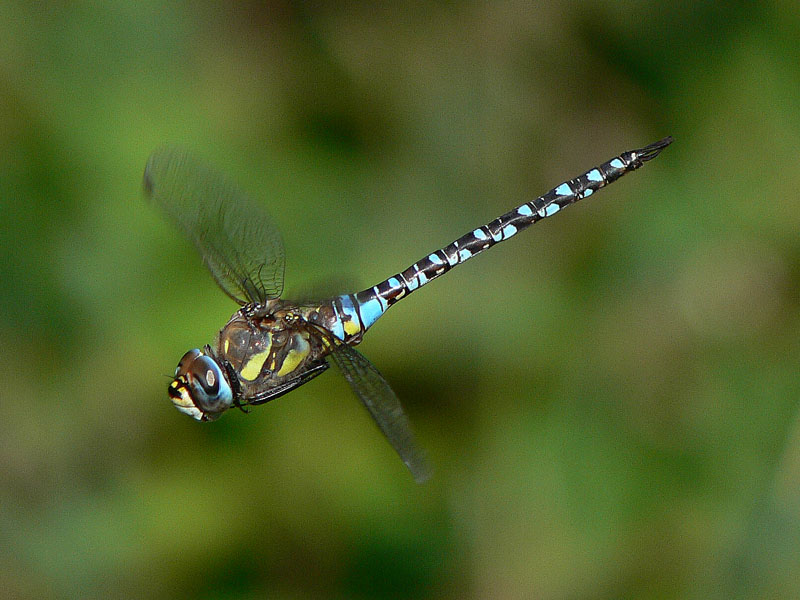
[169,348,234,421]
[144,138,671,482]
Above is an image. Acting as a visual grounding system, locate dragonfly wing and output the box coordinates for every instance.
[144,148,285,304]
[325,338,431,483]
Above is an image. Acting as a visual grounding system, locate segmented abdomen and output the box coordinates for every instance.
[328,137,672,342]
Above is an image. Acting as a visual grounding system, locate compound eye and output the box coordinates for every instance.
[187,355,233,414]
[169,349,234,420]
[190,356,221,396]
[175,348,203,377]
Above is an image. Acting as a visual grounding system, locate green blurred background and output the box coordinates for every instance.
[2,2,799,598]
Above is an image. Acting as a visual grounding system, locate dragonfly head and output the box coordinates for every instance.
[168,348,233,421]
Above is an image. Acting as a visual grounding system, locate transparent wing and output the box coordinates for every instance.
[143,147,285,304]
[323,335,431,483]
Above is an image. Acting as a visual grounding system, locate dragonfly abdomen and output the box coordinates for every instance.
[333,137,672,340]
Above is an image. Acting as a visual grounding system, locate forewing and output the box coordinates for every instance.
[143,148,285,304]
[326,339,431,483]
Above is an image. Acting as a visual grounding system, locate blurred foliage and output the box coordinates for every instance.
[2,1,800,599]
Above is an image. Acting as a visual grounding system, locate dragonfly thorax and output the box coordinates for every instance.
[214,304,329,405]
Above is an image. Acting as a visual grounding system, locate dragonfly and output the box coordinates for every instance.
[144,136,672,482]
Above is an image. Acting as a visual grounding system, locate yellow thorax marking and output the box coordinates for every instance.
[240,350,271,381]
[276,335,311,377]
[236,331,273,381]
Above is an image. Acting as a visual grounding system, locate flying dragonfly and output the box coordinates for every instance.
[144,136,672,482]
